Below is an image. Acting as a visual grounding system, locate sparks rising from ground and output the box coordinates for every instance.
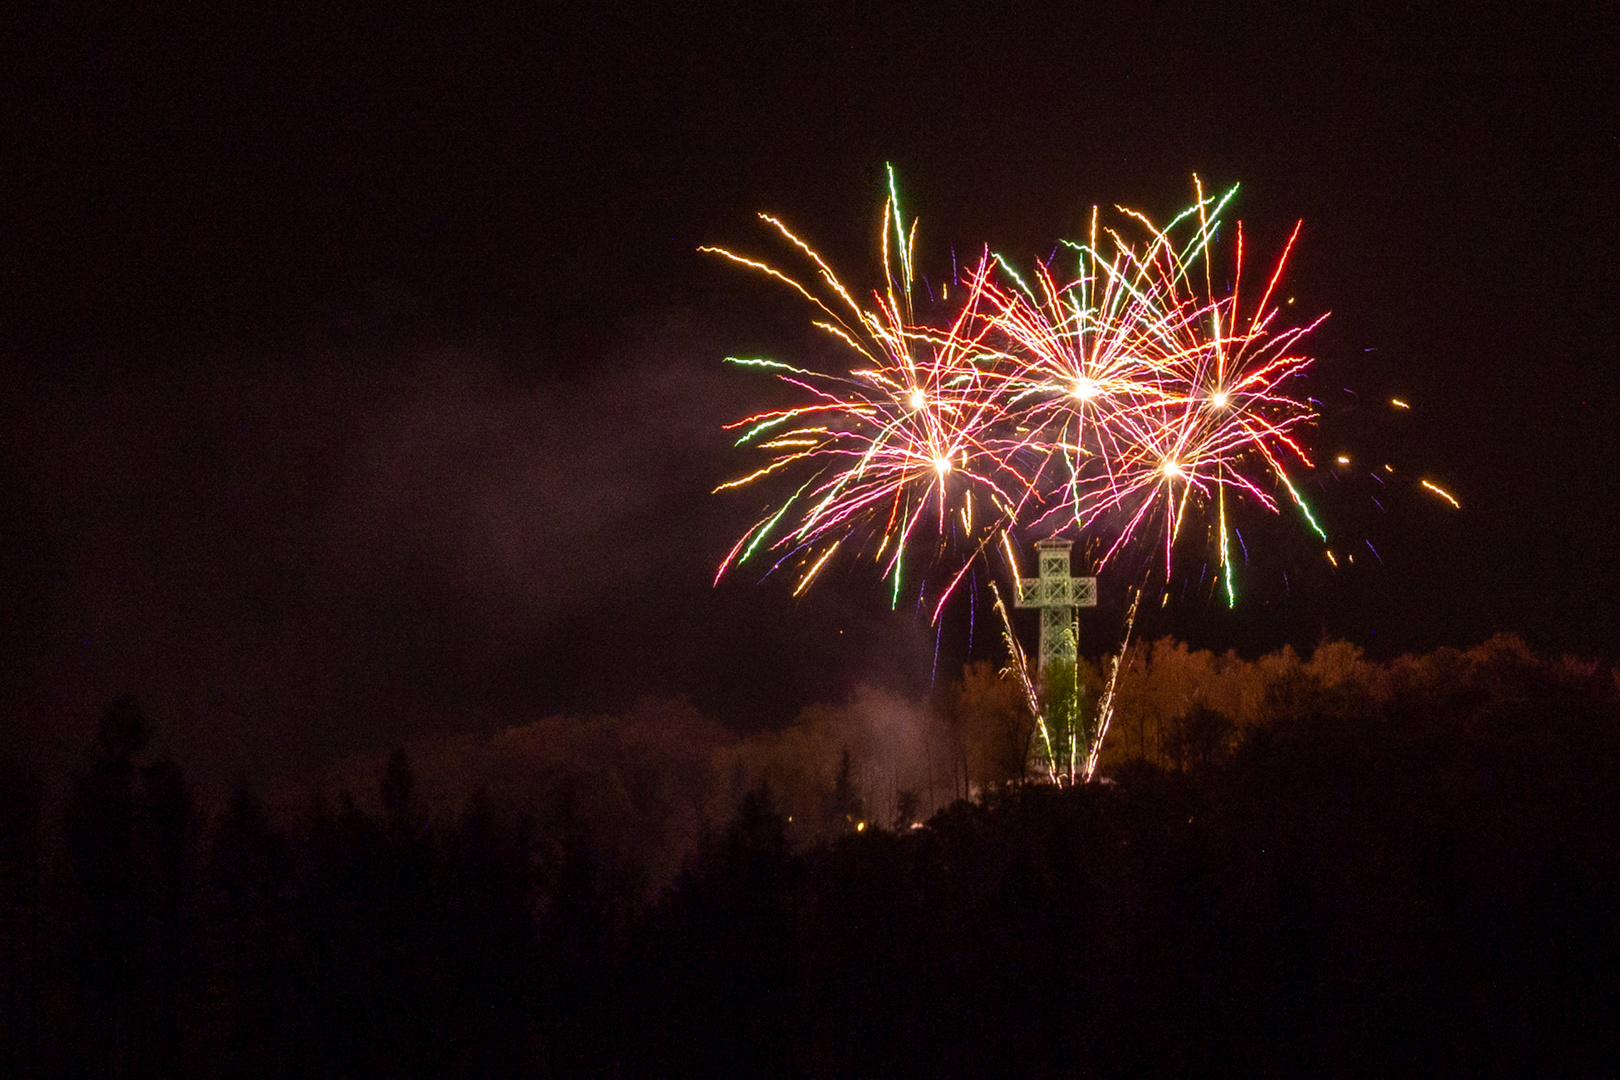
[709,173,1331,613]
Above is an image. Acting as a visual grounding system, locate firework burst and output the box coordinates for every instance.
[710,171,1331,618]
[706,170,1024,608]
[983,180,1328,603]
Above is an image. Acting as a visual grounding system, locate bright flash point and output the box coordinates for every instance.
[908,389,926,410]
[933,456,953,476]
[1072,378,1099,400]
[1210,389,1230,409]
[1162,459,1183,479]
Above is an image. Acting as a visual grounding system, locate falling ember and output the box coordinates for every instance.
[1391,398,1410,409]
[793,542,841,597]
[1420,480,1460,508]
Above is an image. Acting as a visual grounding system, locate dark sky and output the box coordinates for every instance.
[3,3,1617,784]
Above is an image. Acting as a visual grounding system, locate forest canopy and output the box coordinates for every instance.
[4,633,1616,1077]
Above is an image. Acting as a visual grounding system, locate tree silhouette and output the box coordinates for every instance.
[6,639,1617,1077]
[380,745,415,832]
[196,784,292,1077]
[65,695,193,1078]
[0,754,41,1076]
[831,747,864,830]
[894,788,921,830]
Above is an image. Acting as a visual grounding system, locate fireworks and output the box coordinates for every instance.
[984,181,1328,598]
[710,172,1333,612]
[705,169,1024,610]
[708,169,1461,784]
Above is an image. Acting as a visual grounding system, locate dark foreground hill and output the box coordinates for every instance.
[3,639,1617,1078]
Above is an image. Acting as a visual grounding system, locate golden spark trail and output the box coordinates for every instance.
[1083,587,1141,783]
[991,580,1056,784]
[1421,479,1460,508]
[793,541,841,597]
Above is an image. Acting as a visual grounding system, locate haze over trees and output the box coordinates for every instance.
[3,634,1617,1076]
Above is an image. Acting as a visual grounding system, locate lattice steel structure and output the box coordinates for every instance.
[1014,538,1097,671]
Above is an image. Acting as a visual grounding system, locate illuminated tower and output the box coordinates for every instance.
[1014,538,1097,671]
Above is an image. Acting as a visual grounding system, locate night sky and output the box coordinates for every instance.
[3,4,1616,785]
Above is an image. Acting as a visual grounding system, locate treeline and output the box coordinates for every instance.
[3,636,1619,1076]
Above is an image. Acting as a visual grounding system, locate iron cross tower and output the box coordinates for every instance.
[1014,538,1098,671]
